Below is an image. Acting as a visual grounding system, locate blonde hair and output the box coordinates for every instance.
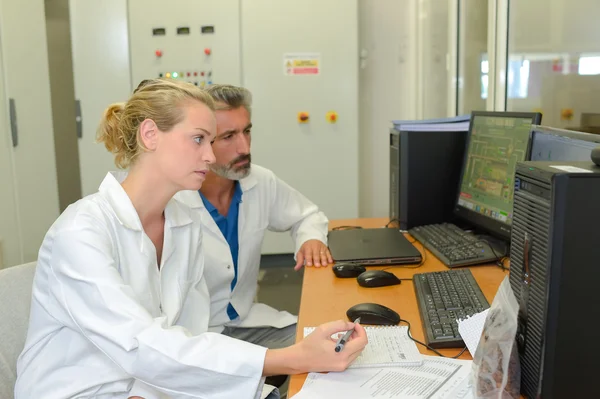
[205,84,252,116]
[97,79,215,169]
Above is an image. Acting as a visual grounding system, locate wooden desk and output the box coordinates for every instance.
[288,218,509,397]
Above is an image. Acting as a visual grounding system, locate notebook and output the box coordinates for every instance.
[303,325,423,368]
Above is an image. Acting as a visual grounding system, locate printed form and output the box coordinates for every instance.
[293,356,473,399]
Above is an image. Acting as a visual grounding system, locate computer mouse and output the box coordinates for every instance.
[357,270,401,288]
[346,302,400,326]
[332,263,366,278]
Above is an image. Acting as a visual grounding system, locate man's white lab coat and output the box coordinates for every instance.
[175,164,328,332]
[15,173,267,398]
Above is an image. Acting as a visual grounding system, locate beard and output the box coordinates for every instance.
[210,154,252,180]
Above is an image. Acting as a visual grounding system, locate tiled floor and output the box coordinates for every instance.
[257,254,303,315]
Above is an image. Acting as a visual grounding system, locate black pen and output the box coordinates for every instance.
[334,317,361,352]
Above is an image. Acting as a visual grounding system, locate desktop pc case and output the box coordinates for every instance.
[389,128,467,230]
[510,161,600,398]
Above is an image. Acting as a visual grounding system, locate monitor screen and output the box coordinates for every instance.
[455,112,541,238]
[530,126,600,162]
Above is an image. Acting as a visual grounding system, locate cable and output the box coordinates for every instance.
[478,238,510,272]
[378,267,413,281]
[385,218,401,228]
[495,256,510,272]
[399,318,468,359]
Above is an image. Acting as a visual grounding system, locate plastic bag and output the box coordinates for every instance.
[471,276,520,399]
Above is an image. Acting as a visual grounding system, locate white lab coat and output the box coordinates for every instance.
[175,164,328,331]
[15,173,268,399]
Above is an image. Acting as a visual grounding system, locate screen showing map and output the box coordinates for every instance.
[457,115,533,226]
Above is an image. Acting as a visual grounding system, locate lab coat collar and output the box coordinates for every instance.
[101,172,194,231]
[239,168,258,192]
[176,167,258,210]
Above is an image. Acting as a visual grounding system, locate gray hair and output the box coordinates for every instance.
[205,84,252,116]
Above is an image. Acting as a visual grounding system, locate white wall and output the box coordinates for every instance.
[511,0,600,54]
[419,0,451,119]
[507,0,600,126]
[459,0,487,114]
[358,0,418,218]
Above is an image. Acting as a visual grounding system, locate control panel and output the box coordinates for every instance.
[128,0,241,88]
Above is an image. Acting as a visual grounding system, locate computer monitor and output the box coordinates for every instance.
[454,111,542,239]
[530,125,600,162]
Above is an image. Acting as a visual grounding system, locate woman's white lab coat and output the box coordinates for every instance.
[15,174,267,399]
[175,164,328,332]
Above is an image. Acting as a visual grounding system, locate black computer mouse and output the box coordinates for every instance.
[347,302,400,326]
[332,263,366,278]
[357,270,401,288]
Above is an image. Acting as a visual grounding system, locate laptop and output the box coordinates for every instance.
[328,228,422,266]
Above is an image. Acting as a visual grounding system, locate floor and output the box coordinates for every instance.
[257,254,303,316]
[257,254,302,399]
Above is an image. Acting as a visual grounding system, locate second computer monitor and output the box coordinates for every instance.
[530,125,600,162]
[454,111,542,239]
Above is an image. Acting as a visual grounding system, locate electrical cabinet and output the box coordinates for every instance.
[70,0,359,254]
[0,0,60,268]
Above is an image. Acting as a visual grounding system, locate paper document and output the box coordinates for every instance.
[304,325,423,367]
[394,121,470,132]
[457,309,489,357]
[293,356,473,399]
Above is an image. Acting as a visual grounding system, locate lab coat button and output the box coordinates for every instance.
[227,265,231,269]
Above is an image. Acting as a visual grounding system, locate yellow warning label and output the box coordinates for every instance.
[283,53,321,76]
[292,59,319,67]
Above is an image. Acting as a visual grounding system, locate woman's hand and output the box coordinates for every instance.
[263,319,367,376]
[297,319,367,372]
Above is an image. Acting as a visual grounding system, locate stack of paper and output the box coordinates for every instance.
[392,114,471,132]
[293,356,473,399]
[296,310,491,398]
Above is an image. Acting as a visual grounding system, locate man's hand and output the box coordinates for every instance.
[295,239,333,270]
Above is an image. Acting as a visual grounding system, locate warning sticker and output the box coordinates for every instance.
[284,53,320,76]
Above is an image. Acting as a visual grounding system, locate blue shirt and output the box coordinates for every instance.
[199,182,243,320]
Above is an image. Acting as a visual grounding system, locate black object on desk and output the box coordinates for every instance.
[389,128,467,230]
[357,270,401,288]
[328,228,422,266]
[332,263,366,278]
[410,112,542,268]
[510,161,600,398]
[409,223,503,267]
[347,303,400,326]
[413,268,489,348]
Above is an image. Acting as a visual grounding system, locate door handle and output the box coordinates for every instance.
[75,99,83,138]
[9,98,18,147]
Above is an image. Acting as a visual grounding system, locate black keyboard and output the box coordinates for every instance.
[409,223,502,267]
[413,269,490,348]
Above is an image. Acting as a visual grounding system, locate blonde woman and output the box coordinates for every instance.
[15,79,367,399]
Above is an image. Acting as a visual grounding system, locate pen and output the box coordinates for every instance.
[334,317,361,352]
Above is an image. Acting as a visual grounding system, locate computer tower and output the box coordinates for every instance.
[510,161,600,398]
[389,128,467,230]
